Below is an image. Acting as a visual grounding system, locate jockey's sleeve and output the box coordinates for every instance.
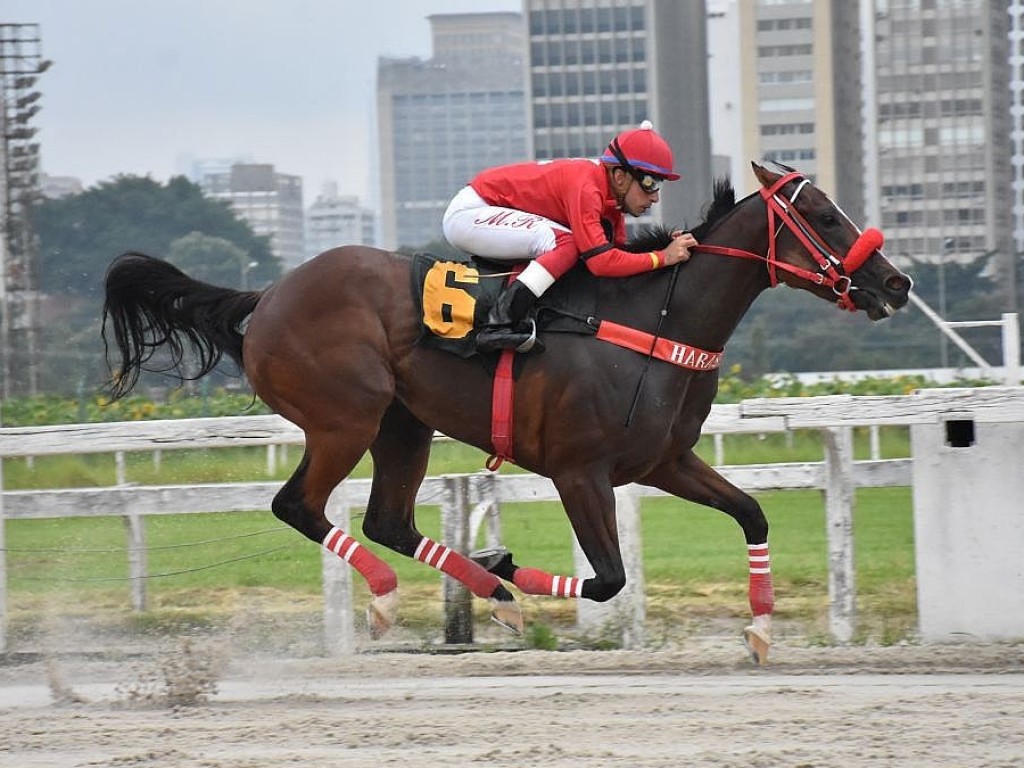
[584,247,664,277]
[566,181,663,278]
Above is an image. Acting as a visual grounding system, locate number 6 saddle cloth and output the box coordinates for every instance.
[410,252,596,360]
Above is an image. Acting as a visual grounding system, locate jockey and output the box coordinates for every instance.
[442,120,698,352]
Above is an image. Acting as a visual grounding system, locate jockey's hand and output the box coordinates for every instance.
[661,231,698,266]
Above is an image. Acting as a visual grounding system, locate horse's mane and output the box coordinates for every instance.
[624,177,737,252]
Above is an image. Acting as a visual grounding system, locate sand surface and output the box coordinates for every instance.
[2,638,1023,768]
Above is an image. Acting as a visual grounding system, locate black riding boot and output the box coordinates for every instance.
[475,280,541,353]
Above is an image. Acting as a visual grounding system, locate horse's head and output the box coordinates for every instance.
[751,162,912,321]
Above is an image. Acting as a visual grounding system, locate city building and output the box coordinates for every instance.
[200,163,305,271]
[305,182,377,260]
[869,0,1015,311]
[525,0,712,228]
[39,173,82,199]
[737,0,864,221]
[377,12,527,250]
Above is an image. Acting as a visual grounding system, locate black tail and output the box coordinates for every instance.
[101,252,262,400]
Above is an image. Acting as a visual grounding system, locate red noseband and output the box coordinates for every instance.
[844,228,884,274]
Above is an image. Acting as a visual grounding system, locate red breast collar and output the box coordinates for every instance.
[595,320,722,372]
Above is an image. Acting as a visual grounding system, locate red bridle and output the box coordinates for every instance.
[695,172,885,312]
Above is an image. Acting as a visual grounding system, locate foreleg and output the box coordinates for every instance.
[640,450,774,663]
[475,470,624,603]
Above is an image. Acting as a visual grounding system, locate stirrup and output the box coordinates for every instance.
[513,318,538,353]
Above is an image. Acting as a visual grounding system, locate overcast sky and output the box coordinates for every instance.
[5,0,521,205]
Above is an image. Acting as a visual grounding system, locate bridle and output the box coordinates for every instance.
[694,172,884,312]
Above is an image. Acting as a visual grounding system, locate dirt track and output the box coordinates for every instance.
[2,639,1023,768]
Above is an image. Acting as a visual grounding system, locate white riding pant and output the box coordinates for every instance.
[442,186,571,295]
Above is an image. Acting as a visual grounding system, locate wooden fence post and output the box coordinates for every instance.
[117,452,148,612]
[822,427,856,643]
[441,475,473,644]
[575,484,645,649]
[0,448,7,654]
[321,484,355,655]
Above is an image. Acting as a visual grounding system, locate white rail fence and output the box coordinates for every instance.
[0,402,926,655]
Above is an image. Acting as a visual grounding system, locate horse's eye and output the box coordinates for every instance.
[821,213,838,227]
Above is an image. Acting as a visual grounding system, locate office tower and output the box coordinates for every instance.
[201,163,305,271]
[871,0,1014,311]
[377,13,527,250]
[525,0,712,228]
[738,0,864,222]
[306,182,377,260]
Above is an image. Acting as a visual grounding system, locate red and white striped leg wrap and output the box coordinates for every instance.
[322,527,397,596]
[414,537,501,598]
[512,567,584,598]
[748,542,775,617]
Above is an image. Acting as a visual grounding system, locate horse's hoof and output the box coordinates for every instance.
[366,588,399,640]
[489,596,523,636]
[471,545,509,570]
[742,614,772,665]
[471,546,517,581]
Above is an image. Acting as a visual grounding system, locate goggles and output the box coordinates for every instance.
[632,170,663,194]
[607,137,664,194]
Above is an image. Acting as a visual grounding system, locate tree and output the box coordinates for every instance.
[168,231,252,288]
[30,175,282,394]
[35,175,279,298]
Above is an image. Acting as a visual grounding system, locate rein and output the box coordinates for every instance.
[694,172,884,312]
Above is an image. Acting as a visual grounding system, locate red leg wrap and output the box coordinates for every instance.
[323,527,397,596]
[748,542,775,616]
[512,567,584,598]
[414,538,500,598]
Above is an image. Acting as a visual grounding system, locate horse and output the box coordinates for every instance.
[102,163,912,663]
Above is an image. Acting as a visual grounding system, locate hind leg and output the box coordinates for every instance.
[271,426,403,638]
[473,468,625,605]
[640,449,774,664]
[361,401,522,633]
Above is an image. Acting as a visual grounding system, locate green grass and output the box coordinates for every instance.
[2,427,917,644]
[5,486,916,643]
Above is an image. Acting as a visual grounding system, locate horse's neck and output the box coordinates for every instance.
[657,246,769,351]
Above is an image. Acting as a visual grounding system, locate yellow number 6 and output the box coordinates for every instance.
[422,262,479,339]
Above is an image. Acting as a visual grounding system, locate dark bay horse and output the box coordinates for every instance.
[103,164,911,663]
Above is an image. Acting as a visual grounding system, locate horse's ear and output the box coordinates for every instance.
[751,161,781,189]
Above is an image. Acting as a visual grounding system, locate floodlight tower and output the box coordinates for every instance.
[0,23,49,399]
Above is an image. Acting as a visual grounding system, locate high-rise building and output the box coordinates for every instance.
[200,163,305,271]
[525,0,712,228]
[870,0,1014,311]
[738,0,864,222]
[305,182,377,260]
[377,13,527,250]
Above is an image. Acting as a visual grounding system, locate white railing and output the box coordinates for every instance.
[0,404,923,655]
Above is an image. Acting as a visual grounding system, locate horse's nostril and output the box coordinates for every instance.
[885,274,912,295]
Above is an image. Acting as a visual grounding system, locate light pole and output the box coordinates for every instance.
[938,238,954,368]
[240,260,258,291]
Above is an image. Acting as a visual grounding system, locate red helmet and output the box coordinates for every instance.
[600,120,679,180]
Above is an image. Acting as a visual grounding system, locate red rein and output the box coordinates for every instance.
[696,174,886,314]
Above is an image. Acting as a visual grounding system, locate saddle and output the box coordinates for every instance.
[410,252,596,359]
